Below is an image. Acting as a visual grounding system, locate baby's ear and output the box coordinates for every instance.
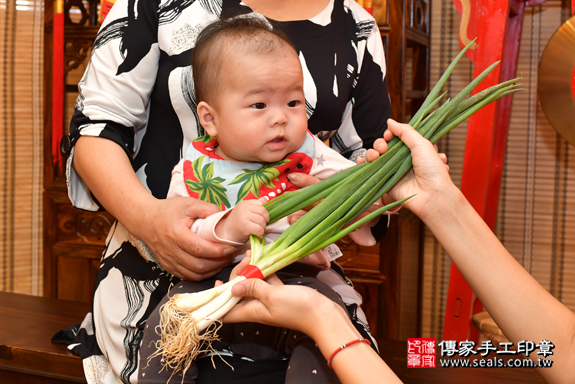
[197,101,217,136]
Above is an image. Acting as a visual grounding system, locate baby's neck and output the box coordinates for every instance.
[214,146,233,161]
[214,145,253,163]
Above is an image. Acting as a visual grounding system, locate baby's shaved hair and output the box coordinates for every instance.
[191,16,297,104]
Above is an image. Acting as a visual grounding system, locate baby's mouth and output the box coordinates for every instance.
[267,136,287,149]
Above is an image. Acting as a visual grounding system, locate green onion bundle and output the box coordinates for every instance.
[153,39,522,375]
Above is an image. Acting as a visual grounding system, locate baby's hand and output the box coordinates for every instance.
[215,199,270,243]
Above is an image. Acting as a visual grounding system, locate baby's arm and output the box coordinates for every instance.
[215,200,269,243]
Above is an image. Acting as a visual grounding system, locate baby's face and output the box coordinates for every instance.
[210,45,308,163]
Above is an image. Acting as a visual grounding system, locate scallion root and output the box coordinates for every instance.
[149,300,223,380]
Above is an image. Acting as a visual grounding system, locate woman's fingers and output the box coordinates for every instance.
[362,148,381,163]
[383,128,395,142]
[143,197,237,281]
[432,141,449,169]
[438,153,449,170]
[285,173,323,219]
[358,137,389,164]
[386,119,427,148]
[373,137,388,154]
[264,273,284,286]
[229,255,251,281]
[287,172,321,188]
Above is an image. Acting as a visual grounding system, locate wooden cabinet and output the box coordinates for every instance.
[43,0,430,340]
[379,0,431,122]
[337,210,424,340]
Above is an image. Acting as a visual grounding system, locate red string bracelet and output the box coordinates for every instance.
[327,337,371,369]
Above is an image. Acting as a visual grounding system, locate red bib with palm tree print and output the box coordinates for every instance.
[182,131,315,210]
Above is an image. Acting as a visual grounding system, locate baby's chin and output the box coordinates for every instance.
[254,149,295,164]
[258,154,290,164]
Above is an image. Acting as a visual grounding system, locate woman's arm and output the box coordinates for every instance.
[223,276,402,384]
[69,0,238,280]
[385,120,575,383]
[74,136,235,281]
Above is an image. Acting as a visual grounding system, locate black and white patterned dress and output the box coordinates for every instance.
[64,0,391,382]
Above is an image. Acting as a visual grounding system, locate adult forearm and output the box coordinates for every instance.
[385,120,574,380]
[308,305,402,384]
[421,188,575,382]
[73,136,157,236]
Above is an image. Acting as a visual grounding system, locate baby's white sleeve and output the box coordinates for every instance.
[190,209,244,246]
[167,159,190,199]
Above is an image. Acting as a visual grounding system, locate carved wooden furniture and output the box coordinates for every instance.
[381,0,431,123]
[43,0,430,340]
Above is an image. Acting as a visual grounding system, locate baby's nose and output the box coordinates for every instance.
[271,107,288,126]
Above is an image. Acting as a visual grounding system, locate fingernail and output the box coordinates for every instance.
[224,247,235,256]
[288,174,299,182]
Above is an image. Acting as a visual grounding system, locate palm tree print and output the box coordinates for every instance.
[185,156,231,210]
[229,159,290,202]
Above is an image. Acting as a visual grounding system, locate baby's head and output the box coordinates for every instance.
[191,16,308,163]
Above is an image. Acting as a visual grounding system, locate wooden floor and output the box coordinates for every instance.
[0,292,546,383]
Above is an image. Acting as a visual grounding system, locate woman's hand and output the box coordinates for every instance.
[223,257,340,337]
[383,119,454,219]
[73,136,236,282]
[222,274,403,384]
[222,275,345,338]
[357,137,389,164]
[133,196,237,281]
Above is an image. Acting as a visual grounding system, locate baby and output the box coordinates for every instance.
[138,16,385,384]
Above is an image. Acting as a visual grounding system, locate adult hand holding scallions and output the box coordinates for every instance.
[223,276,404,384]
[152,38,523,375]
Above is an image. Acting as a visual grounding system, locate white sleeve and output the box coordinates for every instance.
[167,159,189,199]
[190,209,244,246]
[310,136,356,179]
[67,0,161,211]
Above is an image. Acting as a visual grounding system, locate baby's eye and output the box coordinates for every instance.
[251,103,266,109]
[287,100,300,107]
